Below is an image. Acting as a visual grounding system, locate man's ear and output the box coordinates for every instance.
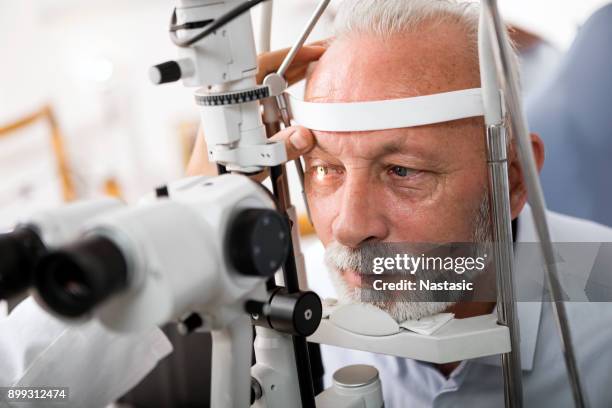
[508,132,545,219]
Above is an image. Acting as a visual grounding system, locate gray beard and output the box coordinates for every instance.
[324,194,492,322]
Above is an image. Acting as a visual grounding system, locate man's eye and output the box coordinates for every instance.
[308,164,343,183]
[315,165,328,179]
[389,166,417,178]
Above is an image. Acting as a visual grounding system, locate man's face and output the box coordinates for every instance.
[303,26,490,314]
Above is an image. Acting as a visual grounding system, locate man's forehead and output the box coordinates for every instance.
[309,126,461,163]
[304,28,480,103]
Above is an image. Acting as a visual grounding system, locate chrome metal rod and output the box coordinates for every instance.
[482,1,588,407]
[487,125,523,408]
[277,0,330,78]
[276,96,313,227]
[272,0,330,228]
[294,157,313,225]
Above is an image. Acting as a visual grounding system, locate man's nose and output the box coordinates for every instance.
[331,177,389,248]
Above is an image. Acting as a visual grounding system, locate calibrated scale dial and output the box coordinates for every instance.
[194,85,271,106]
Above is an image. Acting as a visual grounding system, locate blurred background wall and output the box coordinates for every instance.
[0,0,345,231]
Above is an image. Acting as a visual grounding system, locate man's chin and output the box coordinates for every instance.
[341,269,362,289]
[328,266,454,322]
[334,297,454,322]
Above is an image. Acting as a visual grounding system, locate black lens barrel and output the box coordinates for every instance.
[0,227,45,300]
[34,235,128,318]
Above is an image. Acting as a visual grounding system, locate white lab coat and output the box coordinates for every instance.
[0,298,172,408]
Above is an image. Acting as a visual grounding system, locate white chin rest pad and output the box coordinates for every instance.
[327,302,455,337]
[287,87,485,132]
[399,313,454,335]
[330,303,400,336]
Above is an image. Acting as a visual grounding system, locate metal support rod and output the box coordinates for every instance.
[273,97,311,225]
[270,165,316,408]
[486,125,523,408]
[261,100,310,288]
[274,0,330,123]
[293,157,312,225]
[482,1,588,407]
[268,0,331,227]
[269,96,313,226]
[276,0,331,78]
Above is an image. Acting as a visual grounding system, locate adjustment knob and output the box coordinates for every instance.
[227,209,290,278]
[268,289,323,337]
[149,61,182,85]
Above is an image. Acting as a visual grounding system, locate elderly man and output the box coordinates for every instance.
[2,1,612,407]
[191,0,612,406]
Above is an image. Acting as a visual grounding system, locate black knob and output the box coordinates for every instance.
[269,289,322,337]
[0,227,45,300]
[34,236,128,318]
[227,209,290,278]
[248,288,323,337]
[155,185,170,198]
[149,61,182,85]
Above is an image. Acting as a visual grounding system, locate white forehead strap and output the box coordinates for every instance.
[286,87,488,132]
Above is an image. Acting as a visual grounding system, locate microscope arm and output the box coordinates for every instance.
[211,313,254,407]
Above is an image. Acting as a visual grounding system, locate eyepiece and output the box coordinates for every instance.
[0,228,45,300]
[34,236,128,318]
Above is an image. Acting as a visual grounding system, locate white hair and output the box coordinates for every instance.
[331,0,521,69]
[334,0,480,42]
[330,0,521,139]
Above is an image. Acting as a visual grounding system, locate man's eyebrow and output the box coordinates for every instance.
[307,136,440,163]
[370,140,441,163]
[378,141,407,156]
[306,143,335,157]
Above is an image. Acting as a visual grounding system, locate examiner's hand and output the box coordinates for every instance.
[268,125,315,160]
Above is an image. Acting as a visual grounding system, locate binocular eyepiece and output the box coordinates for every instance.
[33,207,291,319]
[34,236,129,318]
[0,227,45,300]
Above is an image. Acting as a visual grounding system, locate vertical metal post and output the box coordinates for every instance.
[482,1,588,407]
[487,124,523,408]
[270,165,317,408]
[270,0,331,227]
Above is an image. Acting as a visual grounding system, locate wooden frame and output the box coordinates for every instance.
[0,105,76,202]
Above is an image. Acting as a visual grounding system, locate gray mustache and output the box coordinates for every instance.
[325,241,482,275]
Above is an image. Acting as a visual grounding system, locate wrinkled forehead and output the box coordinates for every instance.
[298,30,485,153]
[304,30,480,104]
[305,119,485,169]
[306,123,484,165]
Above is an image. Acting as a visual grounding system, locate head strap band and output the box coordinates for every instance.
[286,87,486,132]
